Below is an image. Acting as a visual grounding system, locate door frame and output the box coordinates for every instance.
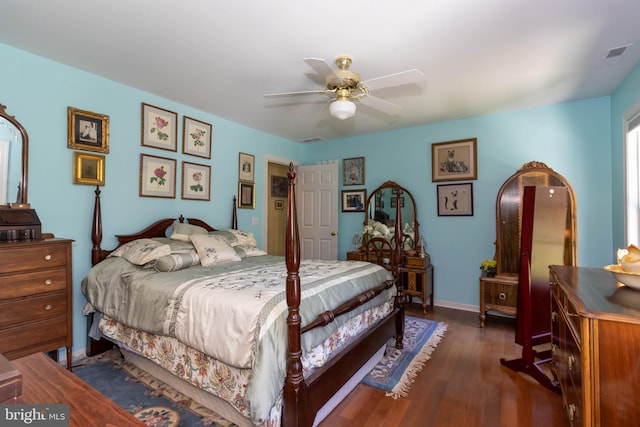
[263,154,296,252]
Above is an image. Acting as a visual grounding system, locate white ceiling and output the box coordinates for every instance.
[1,0,639,142]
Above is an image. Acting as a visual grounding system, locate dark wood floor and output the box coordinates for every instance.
[319,304,567,427]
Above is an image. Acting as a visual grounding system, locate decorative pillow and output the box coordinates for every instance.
[189,234,241,266]
[234,244,268,259]
[152,252,201,272]
[207,230,236,246]
[108,238,171,265]
[170,223,208,242]
[152,237,197,253]
[226,229,258,247]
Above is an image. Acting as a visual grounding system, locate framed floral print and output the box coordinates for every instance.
[182,116,212,159]
[67,107,110,153]
[72,151,105,185]
[343,157,365,186]
[437,182,474,216]
[238,181,255,209]
[431,138,477,182]
[239,152,255,181]
[141,103,178,151]
[139,153,176,198]
[181,161,211,201]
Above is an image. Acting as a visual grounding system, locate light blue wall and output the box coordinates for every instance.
[611,59,640,251]
[303,97,613,308]
[0,43,302,355]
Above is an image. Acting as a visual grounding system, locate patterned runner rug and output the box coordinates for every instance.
[73,316,445,426]
[362,316,447,398]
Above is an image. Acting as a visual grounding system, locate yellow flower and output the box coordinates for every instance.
[480,259,497,271]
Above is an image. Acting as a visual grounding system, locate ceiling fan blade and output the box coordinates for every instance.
[358,95,403,116]
[361,69,425,92]
[264,89,328,98]
[304,57,335,77]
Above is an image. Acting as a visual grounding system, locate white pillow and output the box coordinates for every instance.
[170,223,208,242]
[225,229,258,247]
[108,238,171,265]
[189,234,241,266]
[234,244,268,258]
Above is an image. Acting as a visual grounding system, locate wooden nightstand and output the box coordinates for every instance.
[398,255,433,313]
[479,275,517,327]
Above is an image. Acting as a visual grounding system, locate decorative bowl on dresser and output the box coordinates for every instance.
[0,238,73,369]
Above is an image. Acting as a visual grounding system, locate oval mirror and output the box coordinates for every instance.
[0,104,28,206]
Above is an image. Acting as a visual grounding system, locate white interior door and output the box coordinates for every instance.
[296,162,339,260]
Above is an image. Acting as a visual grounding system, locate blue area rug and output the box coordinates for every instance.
[73,349,236,426]
[362,316,447,398]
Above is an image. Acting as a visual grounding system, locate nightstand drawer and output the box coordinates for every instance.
[483,281,517,308]
[0,244,68,274]
[0,268,67,299]
[405,256,427,268]
[0,292,67,328]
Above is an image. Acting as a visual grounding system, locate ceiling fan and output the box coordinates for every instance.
[264,56,425,120]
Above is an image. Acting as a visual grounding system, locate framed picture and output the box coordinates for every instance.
[343,157,365,186]
[141,103,178,151]
[437,183,474,216]
[181,161,211,201]
[271,175,288,197]
[238,181,255,209]
[182,116,212,159]
[67,107,110,153]
[275,200,284,210]
[431,138,477,182]
[72,151,105,186]
[390,196,405,208]
[238,152,255,181]
[342,189,367,212]
[139,153,176,198]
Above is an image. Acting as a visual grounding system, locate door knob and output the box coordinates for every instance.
[331,231,337,236]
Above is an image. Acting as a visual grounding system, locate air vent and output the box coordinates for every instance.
[603,44,632,65]
[299,137,326,143]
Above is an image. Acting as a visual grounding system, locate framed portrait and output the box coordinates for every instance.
[343,157,365,186]
[139,153,176,198]
[275,200,284,210]
[72,151,105,186]
[181,161,211,201]
[141,103,178,151]
[67,107,109,153]
[238,181,255,209]
[342,189,367,212]
[239,152,255,181]
[182,116,212,159]
[431,138,477,182]
[437,183,474,216]
[390,196,405,208]
[271,175,288,197]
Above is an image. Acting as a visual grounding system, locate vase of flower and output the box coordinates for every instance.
[480,259,497,277]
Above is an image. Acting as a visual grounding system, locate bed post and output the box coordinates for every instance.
[392,188,405,350]
[282,163,308,427]
[91,186,103,266]
[232,196,238,229]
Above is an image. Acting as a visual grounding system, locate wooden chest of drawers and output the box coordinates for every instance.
[398,255,433,313]
[550,266,640,426]
[0,239,73,369]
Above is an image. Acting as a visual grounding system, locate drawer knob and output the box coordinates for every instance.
[44,254,52,261]
[498,292,506,301]
[44,279,52,286]
[568,403,578,421]
[44,304,52,311]
[568,354,576,371]
[551,311,558,322]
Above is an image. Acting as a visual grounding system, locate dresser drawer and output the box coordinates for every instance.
[0,315,68,358]
[0,268,67,299]
[483,281,518,308]
[404,255,426,268]
[0,243,68,274]
[0,292,67,328]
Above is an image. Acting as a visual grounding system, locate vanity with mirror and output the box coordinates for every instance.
[347,180,433,313]
[0,102,74,369]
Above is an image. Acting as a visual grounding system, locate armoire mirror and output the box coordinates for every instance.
[363,180,421,254]
[0,103,29,206]
[495,161,577,277]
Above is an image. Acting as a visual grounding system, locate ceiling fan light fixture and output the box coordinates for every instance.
[330,99,356,120]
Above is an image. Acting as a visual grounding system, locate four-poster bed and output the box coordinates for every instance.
[82,164,405,427]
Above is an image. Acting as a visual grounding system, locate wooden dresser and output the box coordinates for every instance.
[479,275,518,327]
[0,239,73,369]
[549,265,640,426]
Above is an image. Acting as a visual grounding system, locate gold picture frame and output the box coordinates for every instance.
[239,152,255,181]
[73,151,105,185]
[67,107,110,153]
[431,138,477,182]
[238,181,255,209]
